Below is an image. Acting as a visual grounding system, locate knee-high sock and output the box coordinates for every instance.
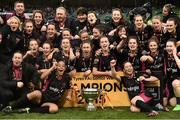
[135,100,153,112]
[30,106,49,113]
[10,94,30,109]
[177,97,180,104]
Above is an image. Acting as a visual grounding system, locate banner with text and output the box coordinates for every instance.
[61,72,160,107]
[62,72,131,107]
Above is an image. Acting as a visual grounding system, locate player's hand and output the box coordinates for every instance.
[110,60,116,68]
[17,81,24,88]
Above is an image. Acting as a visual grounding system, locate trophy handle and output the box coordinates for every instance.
[72,85,85,104]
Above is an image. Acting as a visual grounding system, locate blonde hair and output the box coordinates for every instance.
[152,15,162,22]
[9,16,21,25]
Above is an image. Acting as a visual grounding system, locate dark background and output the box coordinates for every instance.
[0,0,179,8]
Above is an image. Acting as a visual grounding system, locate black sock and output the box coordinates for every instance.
[10,95,29,109]
[177,97,180,104]
[135,100,153,112]
[30,106,49,113]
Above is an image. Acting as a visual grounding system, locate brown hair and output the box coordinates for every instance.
[128,36,138,43]
[167,18,177,26]
[77,7,87,15]
[116,25,127,35]
[112,8,126,24]
[43,41,54,49]
[88,11,98,19]
[24,19,33,26]
[32,10,45,24]
[28,38,40,47]
[81,40,93,48]
[148,36,159,47]
[134,14,144,22]
[62,28,72,35]
[166,38,177,46]
[14,0,24,8]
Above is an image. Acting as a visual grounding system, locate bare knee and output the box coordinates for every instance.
[170,97,177,107]
[27,90,42,101]
[130,105,140,112]
[49,104,59,113]
[172,80,180,88]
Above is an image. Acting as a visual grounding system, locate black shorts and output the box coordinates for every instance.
[41,92,60,104]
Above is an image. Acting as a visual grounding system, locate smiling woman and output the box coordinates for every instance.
[92,36,116,77]
[0,51,40,111]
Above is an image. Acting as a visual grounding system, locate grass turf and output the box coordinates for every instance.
[0,107,179,119]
